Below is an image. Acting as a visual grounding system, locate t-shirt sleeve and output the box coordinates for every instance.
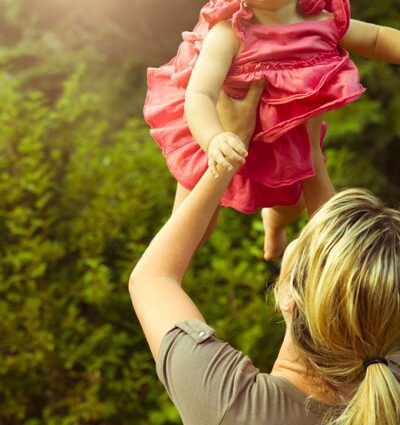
[156,317,259,425]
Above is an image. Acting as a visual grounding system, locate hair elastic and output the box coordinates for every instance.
[363,356,389,370]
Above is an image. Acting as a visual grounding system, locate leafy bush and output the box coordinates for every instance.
[0,67,167,423]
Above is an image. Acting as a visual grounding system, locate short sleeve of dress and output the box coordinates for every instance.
[156,318,259,425]
[200,0,253,39]
[201,0,242,27]
[172,0,251,88]
[327,0,351,39]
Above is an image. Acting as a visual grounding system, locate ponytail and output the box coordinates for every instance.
[328,363,400,425]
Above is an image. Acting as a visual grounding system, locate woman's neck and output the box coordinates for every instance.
[270,328,344,405]
[248,0,300,25]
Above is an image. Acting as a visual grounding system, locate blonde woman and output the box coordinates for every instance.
[130,81,400,424]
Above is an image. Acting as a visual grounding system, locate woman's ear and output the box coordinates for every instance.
[277,278,296,319]
[280,296,296,314]
[277,238,299,317]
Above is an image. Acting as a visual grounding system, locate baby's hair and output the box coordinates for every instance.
[283,188,400,425]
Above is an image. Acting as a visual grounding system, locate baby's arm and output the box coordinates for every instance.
[184,21,247,178]
[339,19,400,64]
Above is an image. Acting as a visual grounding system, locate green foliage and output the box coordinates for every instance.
[0,0,399,423]
[0,69,167,423]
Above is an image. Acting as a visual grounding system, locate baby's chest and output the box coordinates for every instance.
[232,28,338,66]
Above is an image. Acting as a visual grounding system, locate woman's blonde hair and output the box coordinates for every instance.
[283,188,400,425]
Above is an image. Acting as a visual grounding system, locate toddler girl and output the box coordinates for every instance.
[143,0,400,259]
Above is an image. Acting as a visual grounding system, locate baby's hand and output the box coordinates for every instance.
[207,132,248,179]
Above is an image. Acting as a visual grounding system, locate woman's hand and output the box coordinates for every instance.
[217,79,266,146]
[208,79,266,178]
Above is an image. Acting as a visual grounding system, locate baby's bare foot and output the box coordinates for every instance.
[261,208,287,261]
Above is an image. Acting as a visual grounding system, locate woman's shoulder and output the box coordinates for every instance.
[156,318,258,387]
[156,317,259,425]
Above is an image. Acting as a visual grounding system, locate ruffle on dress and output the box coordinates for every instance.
[298,0,350,37]
[201,0,251,34]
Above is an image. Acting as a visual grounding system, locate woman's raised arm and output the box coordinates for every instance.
[129,80,265,359]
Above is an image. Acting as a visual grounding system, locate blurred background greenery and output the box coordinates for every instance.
[0,0,399,423]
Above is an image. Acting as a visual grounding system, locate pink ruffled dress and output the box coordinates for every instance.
[143,0,365,213]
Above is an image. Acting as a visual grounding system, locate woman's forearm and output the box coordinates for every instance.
[130,164,237,286]
[374,26,400,64]
[184,93,226,153]
[131,80,265,291]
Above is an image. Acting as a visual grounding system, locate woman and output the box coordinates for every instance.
[130,81,400,424]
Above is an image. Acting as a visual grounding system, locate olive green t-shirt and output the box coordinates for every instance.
[156,318,400,424]
[156,318,335,425]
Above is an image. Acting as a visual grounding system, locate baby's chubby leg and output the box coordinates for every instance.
[302,115,335,215]
[262,114,334,261]
[262,197,305,261]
